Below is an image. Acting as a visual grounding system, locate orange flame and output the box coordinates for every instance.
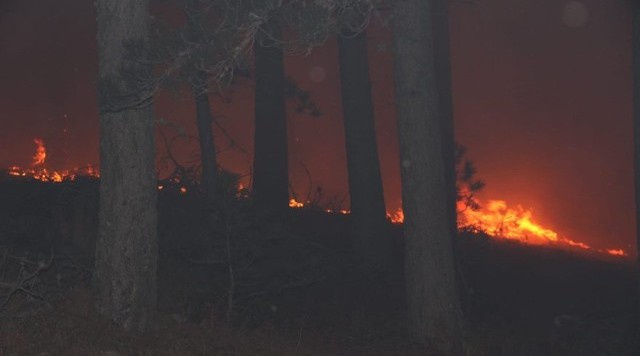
[606,249,626,256]
[459,200,558,245]
[32,138,46,166]
[6,140,630,259]
[387,208,404,224]
[383,199,626,258]
[7,138,98,182]
[289,198,305,208]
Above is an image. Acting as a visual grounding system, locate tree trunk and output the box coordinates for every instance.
[632,0,640,308]
[253,21,288,214]
[193,77,218,203]
[94,0,158,333]
[337,29,390,272]
[433,0,471,316]
[392,0,464,353]
[185,0,218,203]
[433,0,457,245]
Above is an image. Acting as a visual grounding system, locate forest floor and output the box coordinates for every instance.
[0,177,638,355]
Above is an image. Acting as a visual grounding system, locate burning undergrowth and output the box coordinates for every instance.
[0,140,637,354]
[0,152,347,328]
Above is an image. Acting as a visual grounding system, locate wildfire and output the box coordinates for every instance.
[459,200,559,245]
[5,139,630,258]
[365,199,627,258]
[454,198,625,257]
[6,138,99,183]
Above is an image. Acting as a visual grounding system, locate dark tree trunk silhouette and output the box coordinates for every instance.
[633,0,640,301]
[433,0,471,316]
[392,0,464,352]
[337,28,389,272]
[433,0,457,245]
[94,0,158,332]
[185,0,218,203]
[253,21,288,214]
[192,72,218,202]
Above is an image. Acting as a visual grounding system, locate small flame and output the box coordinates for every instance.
[289,198,349,215]
[7,138,98,182]
[289,198,305,208]
[606,249,626,256]
[387,208,404,224]
[32,138,46,166]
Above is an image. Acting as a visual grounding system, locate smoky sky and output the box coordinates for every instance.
[0,0,635,254]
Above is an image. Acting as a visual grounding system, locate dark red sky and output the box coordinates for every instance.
[0,0,634,254]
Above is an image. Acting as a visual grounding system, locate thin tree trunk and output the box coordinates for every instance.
[193,76,218,203]
[253,21,288,214]
[94,0,158,333]
[337,29,389,272]
[185,0,218,203]
[392,0,464,352]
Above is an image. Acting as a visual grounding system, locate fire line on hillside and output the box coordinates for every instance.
[6,138,629,258]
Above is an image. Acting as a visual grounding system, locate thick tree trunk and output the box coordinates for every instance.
[193,78,218,203]
[94,0,158,333]
[392,0,464,353]
[253,21,288,214]
[632,0,640,307]
[337,29,390,272]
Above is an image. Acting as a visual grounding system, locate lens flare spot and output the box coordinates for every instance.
[562,1,588,28]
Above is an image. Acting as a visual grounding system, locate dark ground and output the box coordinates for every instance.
[0,176,638,355]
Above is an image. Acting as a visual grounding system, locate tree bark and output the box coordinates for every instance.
[392,0,464,352]
[337,29,390,272]
[433,0,457,245]
[185,0,218,203]
[94,0,158,333]
[632,0,640,308]
[193,74,218,203]
[253,21,288,214]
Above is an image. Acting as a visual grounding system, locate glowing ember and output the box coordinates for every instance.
[606,249,626,256]
[289,198,305,208]
[289,198,349,215]
[387,208,404,224]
